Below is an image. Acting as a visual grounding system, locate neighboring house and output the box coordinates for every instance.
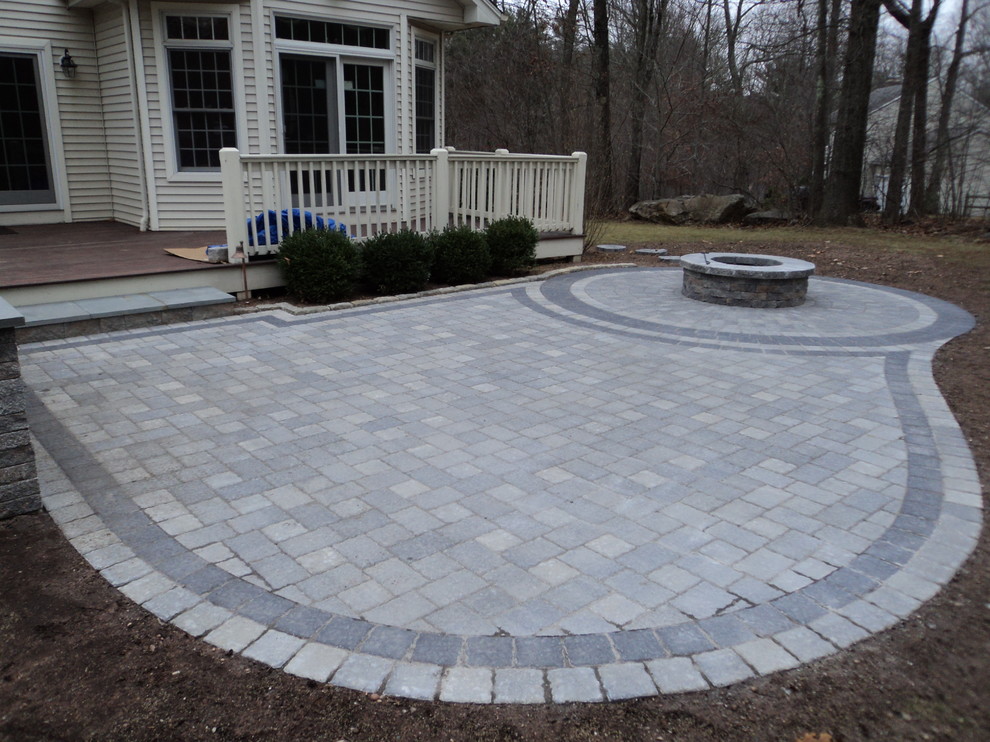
[0,0,504,231]
[863,81,990,216]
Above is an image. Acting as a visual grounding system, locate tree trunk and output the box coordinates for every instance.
[558,0,581,150]
[593,0,613,210]
[881,10,921,221]
[881,0,940,221]
[818,0,882,225]
[624,0,665,208]
[722,0,743,93]
[701,0,714,86]
[809,0,834,215]
[561,0,579,67]
[925,0,968,214]
[908,37,933,215]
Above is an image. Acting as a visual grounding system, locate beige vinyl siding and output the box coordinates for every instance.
[94,3,143,227]
[140,1,255,230]
[138,1,163,228]
[140,1,234,230]
[397,17,410,155]
[140,0,473,229]
[241,6,264,157]
[0,0,112,222]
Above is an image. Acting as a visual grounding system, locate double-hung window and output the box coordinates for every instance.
[414,38,437,154]
[164,14,237,171]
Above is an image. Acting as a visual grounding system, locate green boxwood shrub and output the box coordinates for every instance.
[360,229,434,295]
[485,216,538,275]
[277,228,361,303]
[428,225,491,285]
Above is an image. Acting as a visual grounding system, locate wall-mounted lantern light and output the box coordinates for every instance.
[59,49,77,78]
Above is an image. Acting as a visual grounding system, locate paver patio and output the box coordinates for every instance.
[21,266,982,703]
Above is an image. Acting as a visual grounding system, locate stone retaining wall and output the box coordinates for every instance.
[0,300,40,519]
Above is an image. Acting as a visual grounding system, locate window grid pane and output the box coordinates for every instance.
[415,66,436,154]
[275,16,389,50]
[166,15,229,41]
[169,48,236,169]
[343,64,385,155]
[0,54,50,193]
[281,58,332,154]
[414,39,435,63]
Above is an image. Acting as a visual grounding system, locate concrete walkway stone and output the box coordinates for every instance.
[22,267,981,703]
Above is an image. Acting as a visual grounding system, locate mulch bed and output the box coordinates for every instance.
[2,229,989,741]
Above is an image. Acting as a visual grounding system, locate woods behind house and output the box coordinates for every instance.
[445,0,990,224]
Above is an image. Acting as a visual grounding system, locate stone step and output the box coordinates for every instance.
[14,287,235,342]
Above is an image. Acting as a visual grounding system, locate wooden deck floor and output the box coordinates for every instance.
[0,221,227,289]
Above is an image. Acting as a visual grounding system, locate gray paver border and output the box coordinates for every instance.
[534,268,974,349]
[24,267,982,703]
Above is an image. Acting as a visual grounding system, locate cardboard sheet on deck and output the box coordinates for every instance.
[164,246,211,262]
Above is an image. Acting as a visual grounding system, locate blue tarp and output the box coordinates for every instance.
[247,209,348,246]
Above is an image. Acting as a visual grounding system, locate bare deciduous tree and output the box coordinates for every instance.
[880,0,941,221]
[446,0,979,223]
[925,0,972,213]
[819,0,883,225]
[591,0,615,209]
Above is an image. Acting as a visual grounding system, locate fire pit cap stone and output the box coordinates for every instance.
[680,252,815,280]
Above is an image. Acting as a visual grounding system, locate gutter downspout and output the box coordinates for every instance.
[113,0,150,231]
[124,0,157,231]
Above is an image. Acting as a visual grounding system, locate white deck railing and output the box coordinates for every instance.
[220,147,587,258]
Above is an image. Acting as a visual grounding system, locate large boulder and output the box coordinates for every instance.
[743,209,792,226]
[629,194,755,225]
[629,197,692,225]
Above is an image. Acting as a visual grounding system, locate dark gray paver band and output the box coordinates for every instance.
[24,268,982,703]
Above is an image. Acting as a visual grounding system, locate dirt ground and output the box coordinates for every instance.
[2,225,989,742]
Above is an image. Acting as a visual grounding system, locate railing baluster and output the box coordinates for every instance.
[222,150,587,255]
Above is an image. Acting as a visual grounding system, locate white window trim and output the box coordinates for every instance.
[0,39,69,217]
[274,38,395,62]
[413,32,439,154]
[151,2,247,182]
[271,12,397,157]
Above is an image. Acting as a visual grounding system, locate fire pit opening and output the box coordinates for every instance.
[680,252,816,308]
[711,256,782,267]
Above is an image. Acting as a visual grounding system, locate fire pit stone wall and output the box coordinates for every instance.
[680,253,816,308]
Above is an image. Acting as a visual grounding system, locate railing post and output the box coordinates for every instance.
[220,147,249,257]
[570,151,588,236]
[494,148,509,223]
[431,148,450,231]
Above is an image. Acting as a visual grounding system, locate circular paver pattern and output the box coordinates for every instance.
[23,267,982,703]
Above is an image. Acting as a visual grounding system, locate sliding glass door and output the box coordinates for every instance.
[280,54,388,204]
[0,52,55,206]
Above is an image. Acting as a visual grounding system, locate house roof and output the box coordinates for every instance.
[418,0,505,30]
[460,0,505,25]
[869,84,903,113]
[868,80,990,122]
[65,0,504,28]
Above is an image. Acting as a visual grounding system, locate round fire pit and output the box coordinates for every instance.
[680,253,816,308]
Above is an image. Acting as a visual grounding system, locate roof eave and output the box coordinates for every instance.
[423,0,503,30]
[463,0,505,26]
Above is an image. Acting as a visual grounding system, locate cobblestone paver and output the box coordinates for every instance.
[24,267,981,702]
